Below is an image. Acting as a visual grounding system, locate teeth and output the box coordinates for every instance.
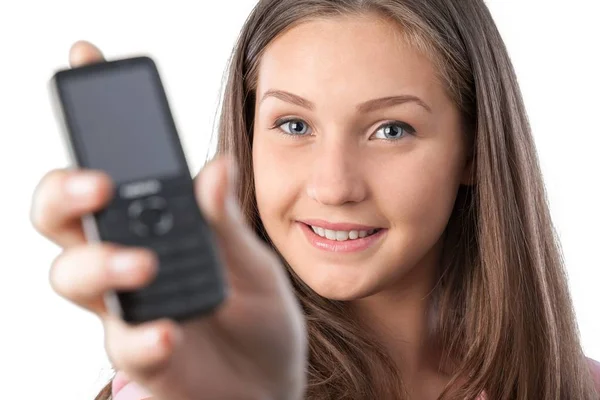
[310,226,377,241]
[335,231,349,241]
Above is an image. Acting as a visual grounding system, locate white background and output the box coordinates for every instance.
[0,1,598,398]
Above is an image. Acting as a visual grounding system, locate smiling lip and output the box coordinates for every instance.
[298,219,381,231]
[297,221,387,253]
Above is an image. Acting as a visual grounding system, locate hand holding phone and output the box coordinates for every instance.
[32,41,307,399]
[49,52,226,324]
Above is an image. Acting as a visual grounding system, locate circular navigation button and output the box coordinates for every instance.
[128,196,174,236]
[127,200,144,219]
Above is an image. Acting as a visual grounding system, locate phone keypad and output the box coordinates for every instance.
[130,262,213,300]
[96,194,200,243]
[151,235,203,257]
[118,233,223,322]
[125,284,224,322]
[97,194,225,323]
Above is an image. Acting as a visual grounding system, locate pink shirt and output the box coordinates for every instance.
[112,371,152,400]
[111,357,600,400]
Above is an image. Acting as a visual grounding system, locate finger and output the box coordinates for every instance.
[194,155,235,226]
[194,156,283,288]
[104,315,182,377]
[69,40,105,67]
[50,243,158,314]
[30,168,114,247]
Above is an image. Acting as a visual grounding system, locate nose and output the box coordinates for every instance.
[307,138,367,206]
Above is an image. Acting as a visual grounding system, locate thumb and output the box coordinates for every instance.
[195,155,241,231]
[195,156,279,286]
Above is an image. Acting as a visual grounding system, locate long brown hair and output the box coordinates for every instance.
[97,1,599,399]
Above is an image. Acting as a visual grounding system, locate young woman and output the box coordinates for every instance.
[32,0,600,399]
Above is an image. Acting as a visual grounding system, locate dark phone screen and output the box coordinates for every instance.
[58,62,184,184]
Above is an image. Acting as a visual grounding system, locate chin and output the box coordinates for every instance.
[309,285,372,301]
[290,259,382,301]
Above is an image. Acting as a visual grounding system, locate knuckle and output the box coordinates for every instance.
[30,197,49,236]
[30,207,48,237]
[30,169,66,234]
[48,245,112,297]
[48,250,71,295]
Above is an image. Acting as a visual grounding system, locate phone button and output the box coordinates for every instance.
[151,236,203,258]
[128,196,174,236]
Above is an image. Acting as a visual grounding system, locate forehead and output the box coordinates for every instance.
[256,14,443,109]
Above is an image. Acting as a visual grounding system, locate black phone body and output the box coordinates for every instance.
[49,56,226,324]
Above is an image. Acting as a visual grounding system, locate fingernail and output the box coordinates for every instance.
[65,174,98,197]
[110,251,145,276]
[143,328,163,348]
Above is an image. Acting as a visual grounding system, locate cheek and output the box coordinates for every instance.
[382,162,458,222]
[252,135,304,227]
[374,143,464,248]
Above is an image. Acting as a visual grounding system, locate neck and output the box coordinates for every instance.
[350,236,449,397]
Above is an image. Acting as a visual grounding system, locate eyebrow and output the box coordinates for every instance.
[260,89,432,113]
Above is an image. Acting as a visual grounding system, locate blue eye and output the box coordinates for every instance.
[276,119,312,136]
[372,121,415,140]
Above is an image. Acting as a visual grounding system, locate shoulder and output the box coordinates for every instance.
[586,357,600,391]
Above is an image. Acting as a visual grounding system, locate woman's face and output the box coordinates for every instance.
[252,14,470,300]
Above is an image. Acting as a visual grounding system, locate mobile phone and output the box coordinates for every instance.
[48,55,227,324]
